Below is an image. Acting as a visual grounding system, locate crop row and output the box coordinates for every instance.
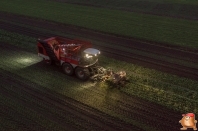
[1,0,198,48]
[0,29,36,52]
[1,29,198,115]
[61,0,198,6]
[61,0,198,19]
[130,75,198,99]
[101,56,198,89]
[122,83,198,114]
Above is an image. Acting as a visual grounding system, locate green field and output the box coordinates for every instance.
[1,1,198,130]
[0,0,198,49]
[62,0,198,11]
[63,0,198,5]
[1,29,198,116]
[61,0,198,20]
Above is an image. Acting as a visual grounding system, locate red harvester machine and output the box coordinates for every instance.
[37,36,127,85]
[37,36,102,80]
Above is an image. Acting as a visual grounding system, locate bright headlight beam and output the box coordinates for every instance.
[85,54,93,58]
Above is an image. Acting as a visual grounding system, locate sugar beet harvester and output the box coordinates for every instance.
[37,36,102,80]
[37,36,127,85]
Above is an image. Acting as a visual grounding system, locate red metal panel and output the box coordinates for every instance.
[37,42,48,56]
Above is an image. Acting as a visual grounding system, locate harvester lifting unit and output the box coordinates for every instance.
[37,36,101,80]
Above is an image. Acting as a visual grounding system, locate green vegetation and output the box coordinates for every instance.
[63,0,198,5]
[1,1,198,130]
[0,29,197,117]
[59,0,198,21]
[0,29,158,130]
[0,0,198,49]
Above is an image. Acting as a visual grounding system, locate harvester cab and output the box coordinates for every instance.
[80,48,100,67]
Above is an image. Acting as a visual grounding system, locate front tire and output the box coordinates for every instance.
[62,63,74,75]
[75,67,90,80]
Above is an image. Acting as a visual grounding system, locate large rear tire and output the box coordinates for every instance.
[75,67,90,80]
[62,63,74,75]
